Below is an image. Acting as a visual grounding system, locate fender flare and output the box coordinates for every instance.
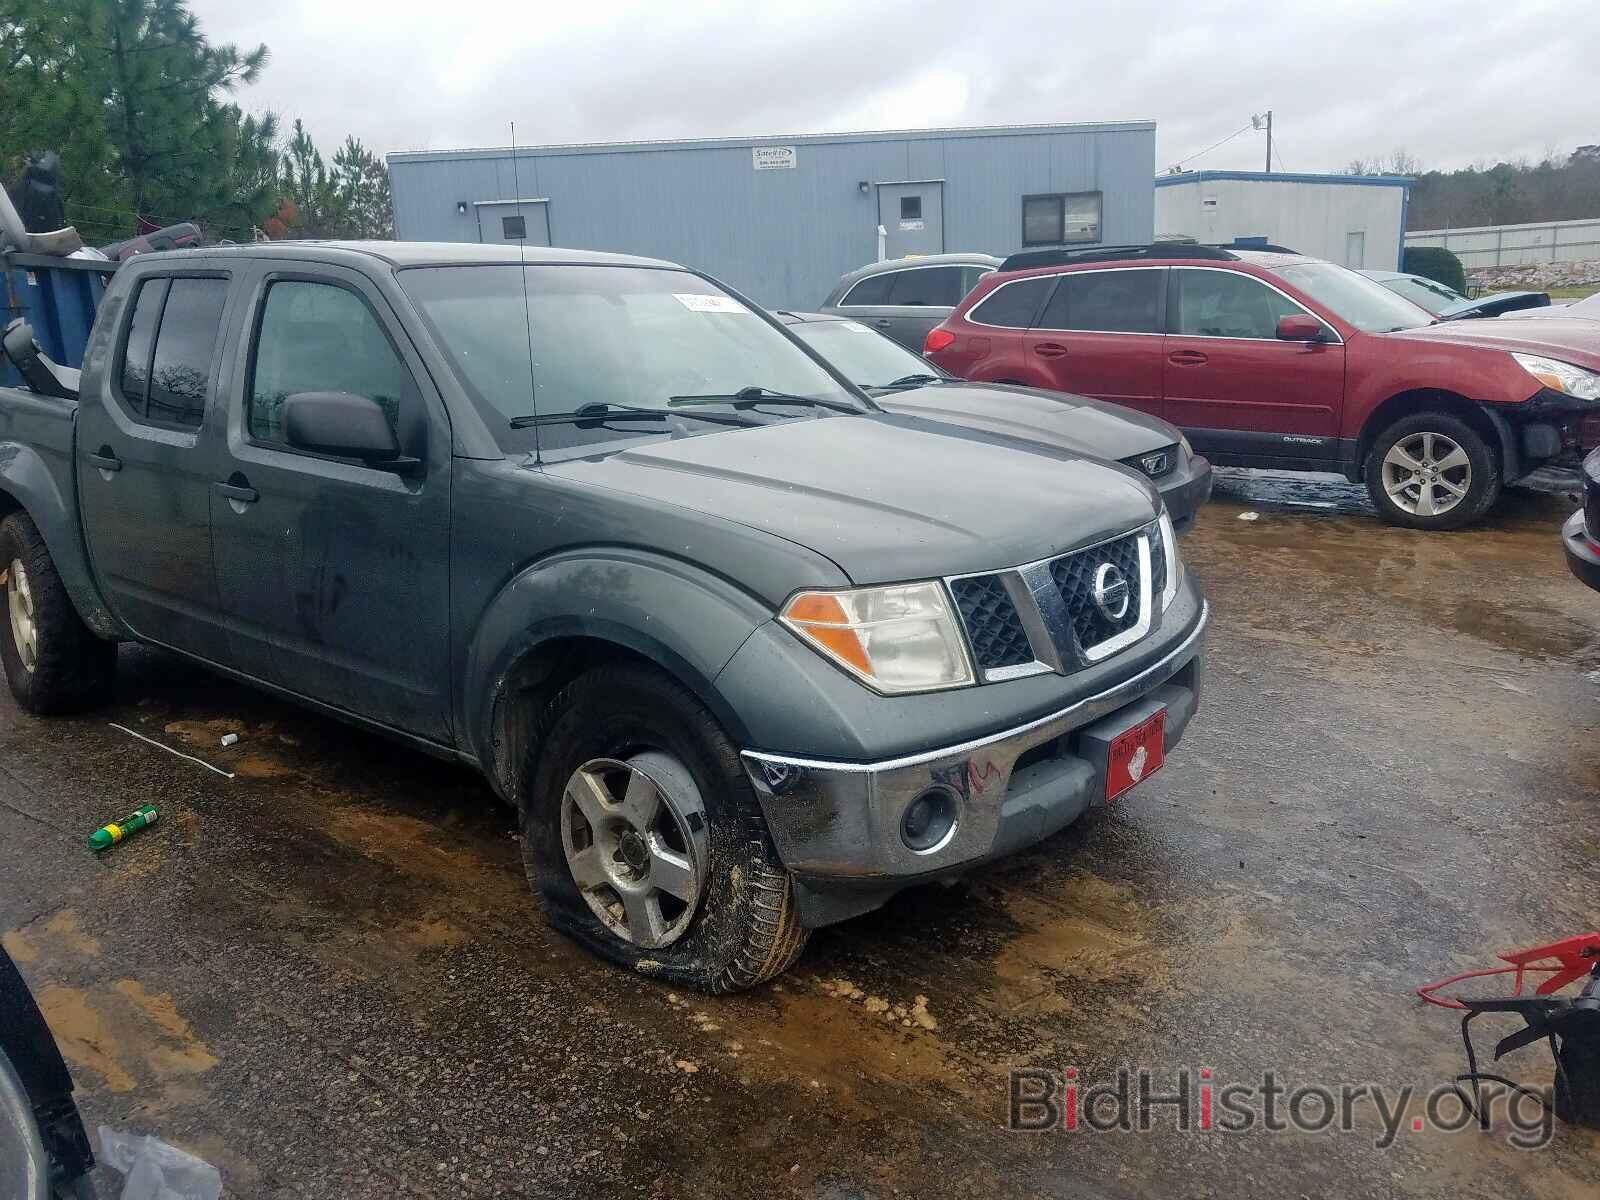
[458,546,776,794]
[0,441,119,638]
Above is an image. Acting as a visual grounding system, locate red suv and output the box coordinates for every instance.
[924,244,1600,529]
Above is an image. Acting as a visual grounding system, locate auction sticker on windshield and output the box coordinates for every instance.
[674,293,751,314]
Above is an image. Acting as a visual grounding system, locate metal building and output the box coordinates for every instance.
[1154,170,1411,270]
[387,122,1156,308]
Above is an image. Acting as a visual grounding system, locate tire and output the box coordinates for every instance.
[0,512,116,715]
[1363,412,1500,530]
[1555,1034,1600,1128]
[520,662,808,992]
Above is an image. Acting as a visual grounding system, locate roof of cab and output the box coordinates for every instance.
[129,240,683,271]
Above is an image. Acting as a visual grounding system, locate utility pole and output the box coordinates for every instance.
[1253,111,1273,172]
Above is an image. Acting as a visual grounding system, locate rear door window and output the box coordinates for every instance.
[886,266,962,307]
[1037,269,1163,333]
[839,273,895,306]
[967,277,1054,328]
[1172,269,1305,339]
[116,275,226,428]
[145,278,228,428]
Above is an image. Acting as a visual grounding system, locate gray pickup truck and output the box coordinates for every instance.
[0,242,1208,991]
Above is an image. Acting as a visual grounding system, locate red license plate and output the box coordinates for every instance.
[1105,708,1166,802]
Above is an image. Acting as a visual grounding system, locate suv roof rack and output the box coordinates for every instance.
[1206,241,1301,255]
[997,244,1240,272]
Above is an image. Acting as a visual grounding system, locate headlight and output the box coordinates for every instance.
[1513,353,1600,401]
[781,581,974,694]
[1158,510,1182,610]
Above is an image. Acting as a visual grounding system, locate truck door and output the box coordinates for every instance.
[77,270,232,659]
[210,266,453,742]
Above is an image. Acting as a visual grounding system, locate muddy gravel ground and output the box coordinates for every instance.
[4,468,1600,1198]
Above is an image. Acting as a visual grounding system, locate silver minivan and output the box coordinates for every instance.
[819,253,1000,352]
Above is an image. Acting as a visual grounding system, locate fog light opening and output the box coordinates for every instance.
[901,787,959,854]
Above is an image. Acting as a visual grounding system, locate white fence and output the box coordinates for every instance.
[1404,217,1600,268]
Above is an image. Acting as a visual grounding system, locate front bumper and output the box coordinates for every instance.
[1158,453,1212,533]
[1563,509,1600,592]
[741,603,1207,927]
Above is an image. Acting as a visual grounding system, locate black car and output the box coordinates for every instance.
[1563,447,1600,590]
[777,310,1213,531]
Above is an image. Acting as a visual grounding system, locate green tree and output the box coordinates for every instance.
[276,120,393,240]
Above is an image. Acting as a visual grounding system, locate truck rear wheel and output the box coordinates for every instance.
[1363,412,1500,530]
[520,661,808,992]
[0,513,116,714]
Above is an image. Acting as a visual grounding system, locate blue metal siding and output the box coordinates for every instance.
[389,125,1155,309]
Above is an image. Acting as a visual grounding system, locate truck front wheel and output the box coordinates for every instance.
[0,513,116,714]
[520,661,808,992]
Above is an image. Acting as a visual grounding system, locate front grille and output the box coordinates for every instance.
[949,575,1032,670]
[1123,446,1178,479]
[1049,531,1144,650]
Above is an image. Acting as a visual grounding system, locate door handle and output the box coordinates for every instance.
[1032,342,1068,359]
[85,448,122,472]
[212,481,259,505]
[1168,350,1209,366]
[872,318,893,327]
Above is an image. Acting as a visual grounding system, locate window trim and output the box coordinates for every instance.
[1168,265,1343,344]
[112,271,230,432]
[1031,266,1168,337]
[1020,190,1103,248]
[241,272,422,464]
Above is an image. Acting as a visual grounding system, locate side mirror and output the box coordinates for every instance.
[1276,314,1327,342]
[282,391,403,462]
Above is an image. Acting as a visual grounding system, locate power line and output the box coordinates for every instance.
[1169,122,1254,171]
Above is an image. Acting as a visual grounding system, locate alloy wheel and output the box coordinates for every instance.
[6,558,37,673]
[560,751,710,949]
[1381,431,1472,518]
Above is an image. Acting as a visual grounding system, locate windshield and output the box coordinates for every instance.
[1377,275,1464,315]
[788,320,943,389]
[398,264,863,454]
[1273,262,1434,332]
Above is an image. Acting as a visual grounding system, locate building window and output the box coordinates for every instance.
[502,215,527,239]
[1021,192,1102,246]
[900,195,922,221]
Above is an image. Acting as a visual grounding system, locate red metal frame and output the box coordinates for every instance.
[1417,933,1600,1010]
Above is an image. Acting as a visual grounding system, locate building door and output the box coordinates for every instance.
[877,182,943,258]
[476,200,551,246]
[1344,231,1366,268]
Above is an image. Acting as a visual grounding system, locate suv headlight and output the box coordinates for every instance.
[781,581,974,694]
[1158,510,1182,609]
[1513,353,1600,401]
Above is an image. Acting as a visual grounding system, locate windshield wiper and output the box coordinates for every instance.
[667,386,862,414]
[869,373,942,391]
[508,402,755,430]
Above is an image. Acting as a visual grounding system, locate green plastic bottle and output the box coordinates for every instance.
[87,804,158,852]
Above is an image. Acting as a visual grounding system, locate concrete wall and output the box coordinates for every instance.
[1155,172,1409,270]
[388,123,1156,309]
[1404,217,1600,268]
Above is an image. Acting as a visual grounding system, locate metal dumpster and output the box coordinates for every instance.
[0,252,116,389]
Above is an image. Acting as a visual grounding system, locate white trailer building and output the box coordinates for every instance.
[1154,170,1410,270]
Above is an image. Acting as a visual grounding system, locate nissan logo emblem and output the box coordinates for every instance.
[1091,563,1131,621]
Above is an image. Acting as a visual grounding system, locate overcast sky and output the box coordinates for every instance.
[193,0,1596,174]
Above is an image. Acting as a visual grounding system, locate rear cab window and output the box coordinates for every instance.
[115,274,228,429]
[1037,269,1164,333]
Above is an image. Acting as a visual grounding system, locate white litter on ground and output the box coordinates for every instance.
[1237,511,1261,521]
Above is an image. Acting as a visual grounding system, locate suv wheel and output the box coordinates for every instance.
[0,513,116,713]
[521,662,808,992]
[1363,413,1500,530]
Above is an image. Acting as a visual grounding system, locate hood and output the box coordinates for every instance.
[1386,316,1600,368]
[1438,291,1550,321]
[872,381,1176,462]
[543,412,1158,585]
